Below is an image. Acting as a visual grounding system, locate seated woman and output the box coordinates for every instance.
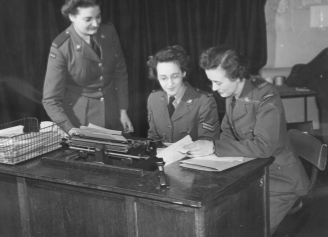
[185,46,310,235]
[146,45,220,143]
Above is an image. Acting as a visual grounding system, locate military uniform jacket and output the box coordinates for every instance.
[42,23,128,132]
[214,77,310,195]
[147,82,220,143]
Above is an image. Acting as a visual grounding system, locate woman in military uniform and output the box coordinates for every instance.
[43,0,133,135]
[146,45,220,143]
[185,47,310,235]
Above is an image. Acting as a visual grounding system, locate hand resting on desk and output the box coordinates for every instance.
[184,140,215,157]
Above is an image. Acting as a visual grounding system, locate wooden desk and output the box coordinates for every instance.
[276,85,317,122]
[0,150,273,237]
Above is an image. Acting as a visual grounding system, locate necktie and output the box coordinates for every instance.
[90,35,101,58]
[231,96,237,110]
[168,96,175,117]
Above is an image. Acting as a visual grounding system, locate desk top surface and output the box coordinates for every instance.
[0,149,273,207]
[276,85,317,98]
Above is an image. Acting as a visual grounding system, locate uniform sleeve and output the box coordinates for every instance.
[42,46,73,133]
[197,97,220,141]
[147,94,161,141]
[110,25,129,110]
[214,93,283,158]
[219,114,236,140]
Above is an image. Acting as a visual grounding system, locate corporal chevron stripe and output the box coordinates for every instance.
[202,121,220,131]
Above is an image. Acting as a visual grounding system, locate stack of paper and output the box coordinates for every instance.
[77,124,127,141]
[0,131,62,159]
[180,155,254,171]
[0,125,24,137]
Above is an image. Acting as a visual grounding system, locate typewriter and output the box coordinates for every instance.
[62,126,158,170]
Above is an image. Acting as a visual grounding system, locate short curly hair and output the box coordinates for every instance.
[61,0,102,19]
[147,45,191,80]
[199,46,250,81]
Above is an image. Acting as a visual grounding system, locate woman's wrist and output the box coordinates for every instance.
[120,109,128,115]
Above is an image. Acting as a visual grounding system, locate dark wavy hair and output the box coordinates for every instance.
[61,0,102,19]
[147,45,191,80]
[199,46,250,81]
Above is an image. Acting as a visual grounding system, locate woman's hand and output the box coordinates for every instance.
[120,109,134,133]
[68,127,79,136]
[183,140,215,157]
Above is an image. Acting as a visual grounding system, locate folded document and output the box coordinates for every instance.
[156,135,193,166]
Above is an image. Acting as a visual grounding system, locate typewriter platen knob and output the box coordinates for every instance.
[156,159,170,189]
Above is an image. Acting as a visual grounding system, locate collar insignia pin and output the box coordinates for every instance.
[245,97,249,102]
[187,99,192,103]
[101,34,105,38]
[76,45,81,49]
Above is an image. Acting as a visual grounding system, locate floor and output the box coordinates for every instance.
[273,168,328,237]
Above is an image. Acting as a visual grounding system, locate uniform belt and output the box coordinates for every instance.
[66,84,111,94]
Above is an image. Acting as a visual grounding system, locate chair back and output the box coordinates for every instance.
[287,121,314,135]
[288,129,328,190]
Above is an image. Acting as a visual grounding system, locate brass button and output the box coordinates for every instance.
[100,97,104,101]
[100,76,103,80]
[98,88,101,91]
[168,126,172,130]
[99,63,102,67]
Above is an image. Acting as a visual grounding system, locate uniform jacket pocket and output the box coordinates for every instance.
[240,120,256,139]
[63,91,88,127]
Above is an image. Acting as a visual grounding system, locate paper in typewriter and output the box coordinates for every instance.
[78,124,126,141]
[180,155,254,171]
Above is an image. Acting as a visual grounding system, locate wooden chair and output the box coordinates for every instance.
[287,121,314,135]
[274,128,327,236]
[287,129,328,216]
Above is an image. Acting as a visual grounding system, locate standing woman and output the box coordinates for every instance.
[43,0,133,135]
[185,46,310,235]
[146,45,220,143]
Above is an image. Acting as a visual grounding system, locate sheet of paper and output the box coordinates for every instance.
[180,157,254,172]
[40,121,54,129]
[190,154,245,162]
[156,135,193,166]
[180,163,219,171]
[86,123,122,135]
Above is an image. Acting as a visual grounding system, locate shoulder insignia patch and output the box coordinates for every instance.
[196,88,213,97]
[251,77,268,89]
[52,30,70,48]
[49,53,56,58]
[262,92,274,101]
[202,120,220,132]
